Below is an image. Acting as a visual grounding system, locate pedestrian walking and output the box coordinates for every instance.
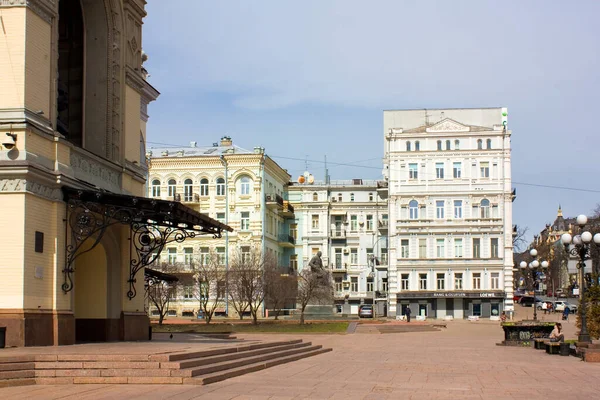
[542,301,548,314]
[405,305,411,323]
[563,307,570,321]
[500,311,507,323]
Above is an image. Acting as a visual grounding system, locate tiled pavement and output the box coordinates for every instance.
[1,315,599,400]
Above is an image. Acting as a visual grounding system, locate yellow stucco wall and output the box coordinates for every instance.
[24,9,51,117]
[124,85,141,164]
[0,194,25,308]
[74,243,108,319]
[119,225,145,313]
[0,8,25,109]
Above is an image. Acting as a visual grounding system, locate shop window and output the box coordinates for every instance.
[419,304,428,317]
[167,310,177,317]
[472,303,481,316]
[491,303,500,316]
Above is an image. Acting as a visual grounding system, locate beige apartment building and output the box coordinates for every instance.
[0,0,227,347]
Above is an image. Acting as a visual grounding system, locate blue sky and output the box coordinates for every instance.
[143,0,600,240]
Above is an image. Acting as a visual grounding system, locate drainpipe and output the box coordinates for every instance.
[219,155,229,316]
[260,155,266,317]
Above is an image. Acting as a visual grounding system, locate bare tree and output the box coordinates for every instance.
[296,269,332,324]
[264,264,297,320]
[513,225,529,253]
[227,263,250,320]
[192,250,227,324]
[228,246,270,324]
[146,263,180,325]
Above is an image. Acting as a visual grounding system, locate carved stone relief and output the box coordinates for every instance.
[0,178,62,201]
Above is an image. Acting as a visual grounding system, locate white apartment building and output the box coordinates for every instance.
[383,108,514,320]
[288,180,388,315]
[146,136,294,318]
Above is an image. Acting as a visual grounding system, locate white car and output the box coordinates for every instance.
[553,301,578,313]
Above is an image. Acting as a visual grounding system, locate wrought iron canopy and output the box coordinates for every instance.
[145,268,179,284]
[61,187,232,299]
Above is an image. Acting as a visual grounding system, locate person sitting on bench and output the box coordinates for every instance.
[550,323,564,342]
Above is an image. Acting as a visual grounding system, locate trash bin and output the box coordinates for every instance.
[559,342,570,356]
[0,327,5,348]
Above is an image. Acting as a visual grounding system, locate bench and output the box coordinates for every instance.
[546,342,561,354]
[534,338,549,350]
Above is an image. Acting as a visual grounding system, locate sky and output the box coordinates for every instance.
[143,0,600,241]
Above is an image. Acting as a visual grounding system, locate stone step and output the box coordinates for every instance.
[0,378,36,388]
[35,361,162,370]
[150,339,304,362]
[190,348,332,385]
[162,341,313,370]
[0,370,35,380]
[174,344,323,378]
[0,362,35,372]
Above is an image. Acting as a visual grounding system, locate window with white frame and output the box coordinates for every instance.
[350,215,357,231]
[472,273,481,289]
[311,214,319,230]
[369,192,374,201]
[445,140,451,150]
[335,277,342,292]
[216,177,225,196]
[167,247,177,264]
[351,277,358,292]
[436,239,445,258]
[415,141,420,151]
[453,162,462,178]
[401,239,409,258]
[436,200,445,219]
[409,163,418,179]
[419,273,428,290]
[491,238,499,258]
[382,278,388,292]
[350,248,358,264]
[290,254,298,271]
[455,273,463,289]
[350,193,355,202]
[241,246,251,264]
[337,193,342,202]
[437,140,442,151]
[366,248,373,264]
[454,200,462,218]
[419,239,427,259]
[216,212,225,224]
[477,139,483,149]
[216,247,225,265]
[151,179,161,197]
[480,162,490,178]
[366,215,373,231]
[455,139,460,150]
[406,141,411,151]
[480,199,490,218]
[168,179,177,197]
[473,238,481,258]
[401,274,410,290]
[184,247,193,265]
[290,224,297,240]
[313,192,318,201]
[409,200,419,219]
[437,273,445,290]
[491,272,500,289]
[184,179,193,201]
[486,138,492,149]
[183,286,194,299]
[436,162,444,179]
[454,238,463,258]
[200,178,209,196]
[199,247,209,265]
[240,212,250,230]
[381,248,388,264]
[240,176,251,195]
[367,278,373,292]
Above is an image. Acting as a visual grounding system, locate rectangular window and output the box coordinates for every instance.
[367,278,374,292]
[436,162,444,179]
[216,179,225,196]
[350,215,358,231]
[453,162,462,178]
[350,248,358,264]
[199,247,209,266]
[419,273,428,290]
[334,248,343,269]
[183,286,194,300]
[455,273,463,290]
[454,200,462,218]
[167,247,177,264]
[381,248,388,265]
[491,272,500,289]
[480,162,490,178]
[436,239,445,258]
[216,212,225,224]
[290,255,298,271]
[184,247,193,265]
[473,238,481,258]
[216,247,225,265]
[419,239,427,259]
[311,214,319,230]
[401,274,410,290]
[382,278,388,292]
[436,201,445,219]
[401,239,409,258]
[491,238,499,258]
[409,163,418,179]
[241,212,250,230]
[241,246,251,264]
[366,215,373,231]
[335,277,343,292]
[473,273,481,290]
[454,239,463,258]
[351,277,358,292]
[473,303,482,316]
[366,248,373,264]
[437,273,445,290]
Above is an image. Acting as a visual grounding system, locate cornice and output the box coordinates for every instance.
[0,0,57,24]
[0,178,62,201]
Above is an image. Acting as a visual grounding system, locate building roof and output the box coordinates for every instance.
[289,179,381,188]
[147,136,256,159]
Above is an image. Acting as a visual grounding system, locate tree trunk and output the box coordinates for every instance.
[158,313,164,325]
[251,309,258,325]
[300,305,307,324]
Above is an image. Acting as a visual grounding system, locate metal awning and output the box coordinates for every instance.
[145,268,179,284]
[61,187,232,299]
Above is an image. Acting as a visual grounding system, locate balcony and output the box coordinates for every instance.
[330,263,347,273]
[265,193,284,209]
[330,229,347,240]
[277,234,295,248]
[378,220,388,231]
[281,200,295,218]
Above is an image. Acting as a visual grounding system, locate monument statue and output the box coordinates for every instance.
[308,251,324,273]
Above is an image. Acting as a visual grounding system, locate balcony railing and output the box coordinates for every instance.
[282,200,294,214]
[277,234,295,245]
[378,220,388,229]
[265,193,284,207]
[330,229,346,238]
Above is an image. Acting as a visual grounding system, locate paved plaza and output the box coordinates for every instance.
[1,310,599,400]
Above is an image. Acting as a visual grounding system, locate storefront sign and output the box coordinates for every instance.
[398,291,505,299]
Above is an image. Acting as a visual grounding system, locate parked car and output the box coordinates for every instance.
[519,296,535,307]
[536,299,552,310]
[553,301,578,313]
[358,304,374,318]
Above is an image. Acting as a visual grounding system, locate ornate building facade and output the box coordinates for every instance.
[383,108,514,319]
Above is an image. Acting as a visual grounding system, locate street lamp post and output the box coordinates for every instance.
[519,248,548,321]
[560,214,600,344]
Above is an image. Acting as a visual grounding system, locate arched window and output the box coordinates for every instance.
[216,177,225,196]
[437,140,442,151]
[200,178,209,196]
[184,178,193,201]
[313,192,318,201]
[350,193,355,202]
[168,179,177,197]
[415,141,420,151]
[481,199,490,218]
[151,179,161,197]
[446,140,451,150]
[409,200,419,220]
[477,139,483,150]
[454,140,460,150]
[338,193,342,202]
[239,176,251,195]
[406,141,411,151]
[486,139,492,149]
